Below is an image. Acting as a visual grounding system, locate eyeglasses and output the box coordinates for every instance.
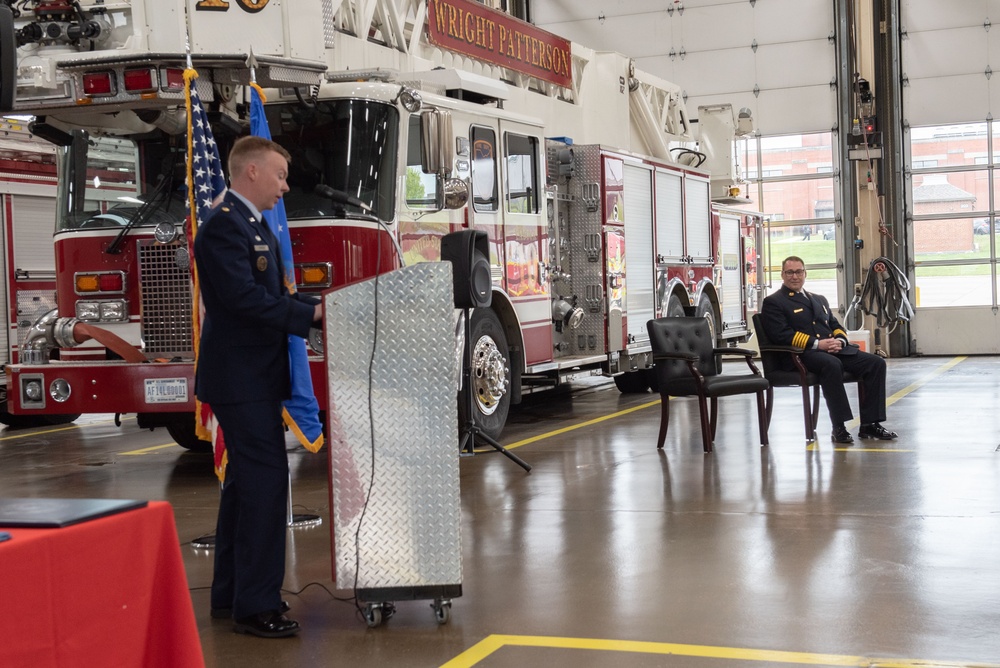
[782,269,806,277]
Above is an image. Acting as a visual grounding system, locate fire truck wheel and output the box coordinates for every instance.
[459,308,510,441]
[695,294,719,345]
[166,418,212,453]
[666,294,686,318]
[613,371,649,393]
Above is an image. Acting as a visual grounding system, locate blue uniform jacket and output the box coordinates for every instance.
[760,287,857,366]
[194,191,317,405]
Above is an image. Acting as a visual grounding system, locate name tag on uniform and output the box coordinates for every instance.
[254,244,269,251]
[793,308,803,313]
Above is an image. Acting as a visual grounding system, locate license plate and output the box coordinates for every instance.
[144,378,189,404]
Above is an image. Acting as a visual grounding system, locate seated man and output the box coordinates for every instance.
[760,256,897,444]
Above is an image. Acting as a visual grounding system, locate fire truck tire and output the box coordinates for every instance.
[695,294,719,345]
[666,294,686,318]
[459,308,510,441]
[166,419,212,453]
[613,371,649,393]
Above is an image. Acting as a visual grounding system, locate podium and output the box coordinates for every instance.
[324,263,463,626]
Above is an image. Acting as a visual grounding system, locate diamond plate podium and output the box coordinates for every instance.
[324,263,462,626]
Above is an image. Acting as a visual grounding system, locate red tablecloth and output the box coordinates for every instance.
[0,501,204,668]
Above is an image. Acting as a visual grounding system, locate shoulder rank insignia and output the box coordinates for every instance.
[257,256,268,272]
[793,308,803,313]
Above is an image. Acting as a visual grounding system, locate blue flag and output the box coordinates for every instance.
[250,83,325,453]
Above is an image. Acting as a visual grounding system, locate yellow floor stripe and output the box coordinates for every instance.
[885,355,966,407]
[121,443,181,456]
[0,423,82,441]
[805,356,965,452]
[486,355,964,456]
[475,399,660,452]
[440,634,999,667]
[0,414,136,442]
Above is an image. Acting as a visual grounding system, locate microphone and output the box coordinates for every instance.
[314,184,372,213]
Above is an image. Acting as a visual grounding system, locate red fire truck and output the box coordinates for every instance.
[0,118,80,427]
[0,0,762,448]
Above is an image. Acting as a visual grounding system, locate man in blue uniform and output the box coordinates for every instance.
[760,256,896,444]
[195,136,321,638]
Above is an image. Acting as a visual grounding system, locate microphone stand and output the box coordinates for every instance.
[457,309,530,472]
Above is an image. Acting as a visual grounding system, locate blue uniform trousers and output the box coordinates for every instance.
[800,349,887,425]
[209,399,288,619]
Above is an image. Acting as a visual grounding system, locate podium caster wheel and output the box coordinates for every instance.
[363,602,395,628]
[364,604,382,628]
[432,599,452,625]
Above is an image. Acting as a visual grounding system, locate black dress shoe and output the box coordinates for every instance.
[233,612,300,638]
[831,425,854,444]
[859,423,897,440]
[212,600,289,620]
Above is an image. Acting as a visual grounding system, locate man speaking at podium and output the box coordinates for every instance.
[195,136,321,638]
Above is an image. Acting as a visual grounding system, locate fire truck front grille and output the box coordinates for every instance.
[137,241,194,356]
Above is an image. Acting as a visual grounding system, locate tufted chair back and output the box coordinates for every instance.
[645,315,770,453]
[647,317,718,389]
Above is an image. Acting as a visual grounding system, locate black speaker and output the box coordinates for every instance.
[441,229,492,309]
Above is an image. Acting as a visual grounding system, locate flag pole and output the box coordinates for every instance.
[246,53,323,529]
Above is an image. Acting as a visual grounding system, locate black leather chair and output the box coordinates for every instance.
[751,313,863,442]
[647,316,770,454]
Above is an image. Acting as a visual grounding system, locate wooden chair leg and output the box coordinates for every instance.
[709,396,719,440]
[656,394,670,449]
[698,396,713,454]
[764,387,774,430]
[800,383,813,440]
[811,385,821,436]
[756,390,769,446]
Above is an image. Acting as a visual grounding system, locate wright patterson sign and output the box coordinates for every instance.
[427,0,572,89]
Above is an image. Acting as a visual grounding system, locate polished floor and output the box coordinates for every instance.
[3,355,1000,667]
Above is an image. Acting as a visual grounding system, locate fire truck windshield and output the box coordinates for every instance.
[56,134,187,232]
[266,98,399,222]
[54,97,399,232]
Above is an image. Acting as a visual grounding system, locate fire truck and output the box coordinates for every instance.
[0,117,79,427]
[0,0,763,448]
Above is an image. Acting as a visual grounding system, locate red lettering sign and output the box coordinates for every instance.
[426,0,572,89]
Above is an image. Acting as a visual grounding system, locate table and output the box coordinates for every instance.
[0,501,204,668]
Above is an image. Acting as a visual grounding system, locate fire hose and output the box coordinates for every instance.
[847,256,914,332]
[21,310,148,364]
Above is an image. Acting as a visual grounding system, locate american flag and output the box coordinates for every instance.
[187,71,227,227]
[184,67,229,481]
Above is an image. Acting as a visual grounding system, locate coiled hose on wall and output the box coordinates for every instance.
[853,256,915,332]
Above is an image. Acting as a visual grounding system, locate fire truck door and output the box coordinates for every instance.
[498,120,550,365]
[717,211,747,337]
[622,162,655,347]
[468,123,503,282]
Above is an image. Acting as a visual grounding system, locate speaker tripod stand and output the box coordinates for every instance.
[457,308,531,472]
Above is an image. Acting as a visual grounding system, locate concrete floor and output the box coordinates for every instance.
[2,355,1000,667]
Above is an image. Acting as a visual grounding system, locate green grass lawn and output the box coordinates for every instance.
[764,234,1000,278]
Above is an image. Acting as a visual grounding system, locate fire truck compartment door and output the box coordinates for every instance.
[718,211,747,336]
[685,176,712,262]
[654,169,684,261]
[623,163,654,346]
